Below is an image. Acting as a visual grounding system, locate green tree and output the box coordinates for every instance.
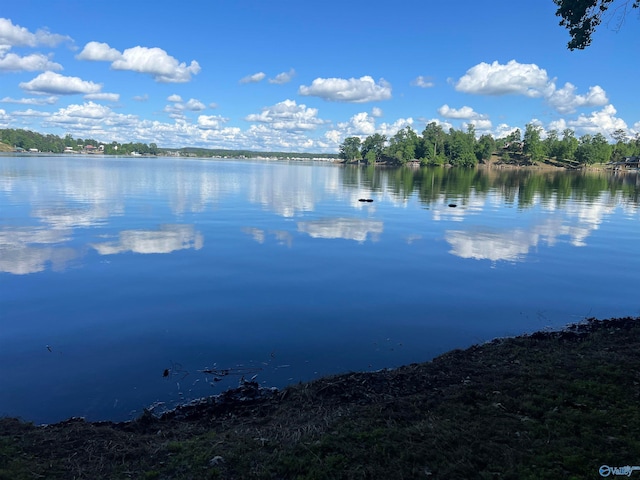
[575,133,612,164]
[523,123,545,163]
[361,133,387,164]
[475,134,495,162]
[422,122,446,160]
[558,129,579,160]
[387,126,418,164]
[339,136,362,163]
[554,0,640,50]
[544,129,561,158]
[445,128,477,167]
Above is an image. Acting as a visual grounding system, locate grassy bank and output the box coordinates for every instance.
[2,317,640,479]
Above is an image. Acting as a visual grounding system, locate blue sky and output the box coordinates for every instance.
[0,0,638,152]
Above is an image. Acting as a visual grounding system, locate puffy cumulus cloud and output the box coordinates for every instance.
[546,83,608,114]
[48,101,113,121]
[184,98,206,111]
[467,118,493,133]
[378,117,414,137]
[456,60,551,97]
[0,17,71,48]
[111,46,200,83]
[269,69,295,84]
[371,107,383,118]
[437,104,487,120]
[566,104,628,137]
[411,76,434,88]
[335,112,377,137]
[1,96,57,105]
[0,52,62,72]
[76,41,122,61]
[41,102,139,137]
[19,71,102,95]
[84,92,120,102]
[197,115,229,129]
[420,117,454,131]
[244,99,326,132]
[240,72,266,84]
[164,97,207,118]
[76,41,201,83]
[494,123,520,138]
[456,59,611,116]
[299,76,392,103]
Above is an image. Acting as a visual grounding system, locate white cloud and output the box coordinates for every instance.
[184,98,206,111]
[12,108,50,117]
[19,71,102,95]
[336,112,377,136]
[455,60,550,97]
[269,69,295,84]
[245,99,326,131]
[494,123,520,139]
[49,101,113,120]
[197,115,228,129]
[76,41,122,61]
[438,104,487,120]
[411,76,434,88]
[566,104,628,137]
[167,94,182,102]
[133,94,148,102]
[0,17,71,48]
[299,76,392,103]
[84,92,120,102]
[240,72,266,84]
[455,59,612,117]
[546,83,608,114]
[1,96,58,105]
[0,52,62,72]
[76,41,200,83]
[420,117,454,132]
[378,117,414,137]
[111,46,200,83]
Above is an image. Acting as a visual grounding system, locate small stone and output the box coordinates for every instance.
[209,456,225,466]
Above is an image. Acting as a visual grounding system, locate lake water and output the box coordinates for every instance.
[1,155,639,424]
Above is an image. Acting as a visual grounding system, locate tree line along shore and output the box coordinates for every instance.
[3,125,640,168]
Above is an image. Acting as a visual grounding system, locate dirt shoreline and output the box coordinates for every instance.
[2,316,640,479]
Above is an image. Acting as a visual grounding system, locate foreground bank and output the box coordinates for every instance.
[2,317,639,479]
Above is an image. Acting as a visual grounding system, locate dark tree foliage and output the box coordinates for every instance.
[555,0,640,49]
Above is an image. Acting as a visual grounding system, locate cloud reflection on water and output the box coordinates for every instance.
[90,224,203,255]
[0,226,78,274]
[297,218,383,243]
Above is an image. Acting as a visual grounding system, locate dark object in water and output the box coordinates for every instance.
[448,203,457,208]
[358,198,374,202]
[163,369,170,378]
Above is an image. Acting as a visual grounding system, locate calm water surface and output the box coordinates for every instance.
[1,155,639,423]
